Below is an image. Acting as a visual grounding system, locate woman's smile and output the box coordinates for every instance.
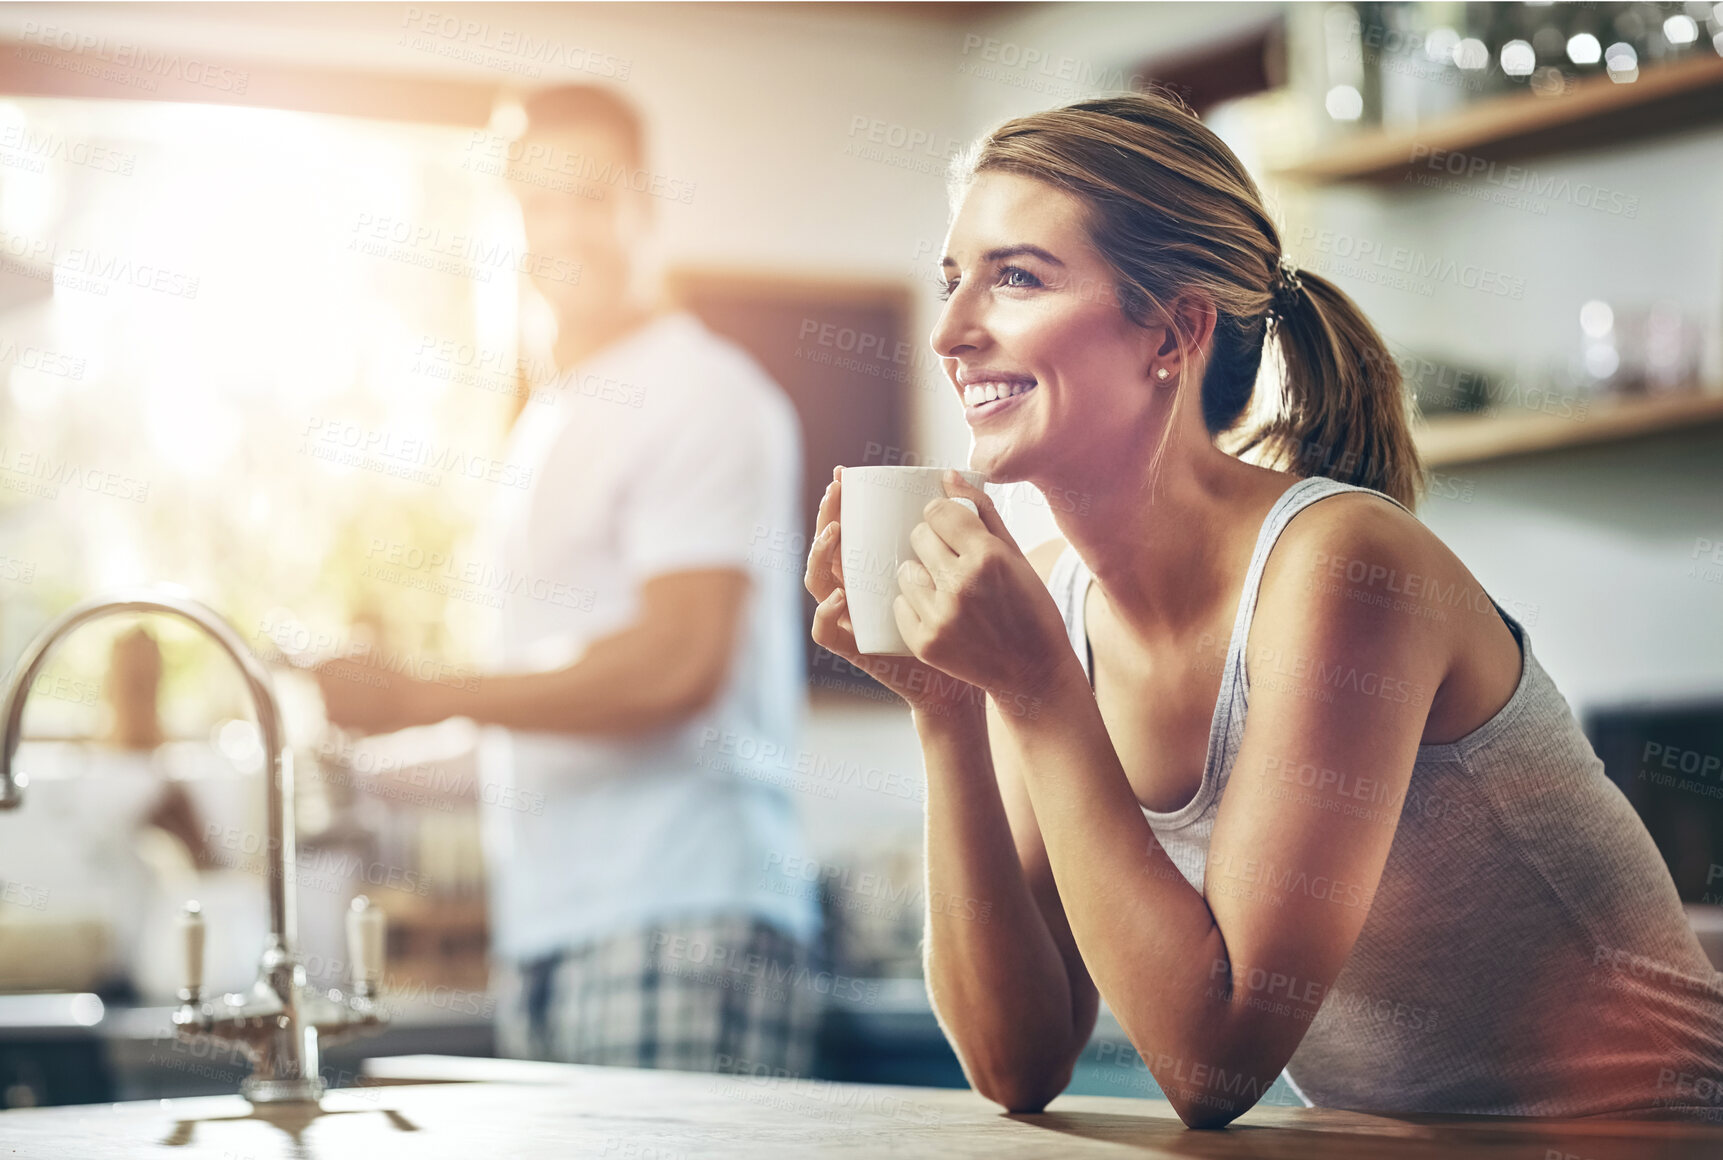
[959,373,1039,424]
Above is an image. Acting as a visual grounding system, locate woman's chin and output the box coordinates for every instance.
[966,438,1029,485]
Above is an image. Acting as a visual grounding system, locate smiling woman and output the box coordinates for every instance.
[805,90,1723,1130]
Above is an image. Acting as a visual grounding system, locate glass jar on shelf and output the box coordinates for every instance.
[1559,3,1610,83]
[1455,0,1515,101]
[1322,2,1378,129]
[1382,0,1474,125]
[1372,1,1427,130]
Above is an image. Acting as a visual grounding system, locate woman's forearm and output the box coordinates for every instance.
[915,704,1090,1110]
[990,667,1265,1124]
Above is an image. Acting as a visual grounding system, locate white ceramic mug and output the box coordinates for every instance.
[839,465,987,656]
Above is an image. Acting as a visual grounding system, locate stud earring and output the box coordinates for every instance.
[1155,367,1171,381]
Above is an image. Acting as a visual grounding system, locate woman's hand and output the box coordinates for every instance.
[895,471,1080,714]
[805,467,984,720]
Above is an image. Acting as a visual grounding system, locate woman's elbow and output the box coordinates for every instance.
[1170,1100,1244,1130]
[1163,1085,1257,1130]
[971,1063,1071,1115]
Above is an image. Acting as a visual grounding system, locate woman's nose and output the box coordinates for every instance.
[929,294,983,360]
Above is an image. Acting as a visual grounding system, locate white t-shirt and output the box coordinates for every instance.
[474,310,820,962]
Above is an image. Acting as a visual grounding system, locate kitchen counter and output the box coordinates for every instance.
[2,1054,1721,1158]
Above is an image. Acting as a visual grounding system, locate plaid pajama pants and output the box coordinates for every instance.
[493,912,824,1075]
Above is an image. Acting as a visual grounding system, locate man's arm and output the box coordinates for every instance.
[317,568,749,737]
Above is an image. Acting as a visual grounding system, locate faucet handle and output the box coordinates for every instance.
[177,901,205,1000]
[346,895,385,996]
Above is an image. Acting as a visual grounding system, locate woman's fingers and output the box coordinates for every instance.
[892,593,928,659]
[825,476,845,587]
[938,469,1021,552]
[805,479,844,599]
[895,556,941,621]
[827,525,845,590]
[810,587,861,661]
[805,522,838,599]
[908,518,960,584]
[814,474,840,533]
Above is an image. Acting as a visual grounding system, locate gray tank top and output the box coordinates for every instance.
[1048,474,1723,1119]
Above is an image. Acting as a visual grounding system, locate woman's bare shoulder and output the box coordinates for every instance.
[1026,537,1070,586]
[1258,488,1483,672]
[1274,490,1446,576]
[1259,488,1525,746]
[1261,491,1447,599]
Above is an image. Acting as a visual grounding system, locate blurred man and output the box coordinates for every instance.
[317,85,822,1074]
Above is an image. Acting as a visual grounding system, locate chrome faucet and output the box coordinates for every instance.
[0,589,387,1104]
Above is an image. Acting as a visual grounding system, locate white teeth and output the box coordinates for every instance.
[963,381,1034,407]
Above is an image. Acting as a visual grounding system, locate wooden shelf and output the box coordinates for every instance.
[1415,388,1723,467]
[1279,51,1723,184]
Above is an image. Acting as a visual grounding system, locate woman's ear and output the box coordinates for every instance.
[1147,293,1218,386]
[1171,292,1219,354]
[1147,318,1184,386]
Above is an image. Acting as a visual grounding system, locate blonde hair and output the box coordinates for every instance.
[953,92,1424,510]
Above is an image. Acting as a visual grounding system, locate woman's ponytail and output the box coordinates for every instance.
[1239,263,1425,510]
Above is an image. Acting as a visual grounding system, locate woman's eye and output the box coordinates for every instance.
[936,267,1039,300]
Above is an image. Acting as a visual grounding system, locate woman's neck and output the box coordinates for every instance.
[1047,439,1291,641]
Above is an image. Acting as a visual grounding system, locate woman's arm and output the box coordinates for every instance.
[900,479,1450,1128]
[802,481,1098,1110]
[981,666,1251,1124]
[917,677,1099,1113]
